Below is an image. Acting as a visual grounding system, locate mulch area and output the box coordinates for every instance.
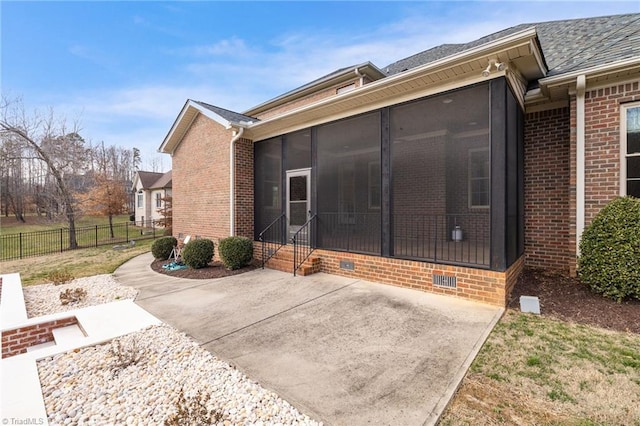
[508,268,640,334]
[150,258,259,279]
[150,257,638,335]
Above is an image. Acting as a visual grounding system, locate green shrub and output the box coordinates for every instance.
[578,196,640,301]
[182,238,214,269]
[151,236,177,260]
[218,236,254,270]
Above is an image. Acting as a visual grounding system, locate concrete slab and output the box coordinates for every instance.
[1,356,48,424]
[1,273,28,327]
[115,255,502,426]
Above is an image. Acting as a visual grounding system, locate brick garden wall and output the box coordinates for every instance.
[2,316,78,358]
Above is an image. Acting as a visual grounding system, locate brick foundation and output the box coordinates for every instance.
[254,242,522,306]
[1,316,78,358]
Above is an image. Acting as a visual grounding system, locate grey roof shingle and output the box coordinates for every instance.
[137,171,172,189]
[383,13,640,78]
[192,101,259,124]
[137,171,164,189]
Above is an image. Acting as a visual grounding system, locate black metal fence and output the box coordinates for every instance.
[1,220,161,262]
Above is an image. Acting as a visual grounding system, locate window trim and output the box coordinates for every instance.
[468,147,490,209]
[137,193,143,208]
[156,192,162,208]
[620,101,640,196]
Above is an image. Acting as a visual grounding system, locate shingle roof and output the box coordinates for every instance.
[151,170,172,189]
[384,13,640,78]
[192,101,259,124]
[136,170,172,189]
[137,171,164,189]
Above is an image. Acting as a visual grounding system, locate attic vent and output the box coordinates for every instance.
[433,274,457,289]
[337,83,356,95]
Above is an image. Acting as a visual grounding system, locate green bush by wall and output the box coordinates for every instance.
[218,236,254,270]
[182,238,215,269]
[151,236,177,260]
[578,196,640,301]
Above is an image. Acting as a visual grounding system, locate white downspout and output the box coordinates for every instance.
[576,75,586,257]
[354,67,365,87]
[229,126,245,236]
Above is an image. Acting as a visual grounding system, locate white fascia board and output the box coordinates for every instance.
[540,57,640,88]
[245,28,541,135]
[159,100,233,154]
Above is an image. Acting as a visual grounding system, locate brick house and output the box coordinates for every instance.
[132,170,172,226]
[159,14,640,306]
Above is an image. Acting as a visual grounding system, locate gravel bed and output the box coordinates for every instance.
[23,274,138,317]
[28,275,320,425]
[38,324,320,425]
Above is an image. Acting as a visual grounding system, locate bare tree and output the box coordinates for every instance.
[0,97,83,248]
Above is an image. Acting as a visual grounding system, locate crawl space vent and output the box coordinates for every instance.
[433,274,457,289]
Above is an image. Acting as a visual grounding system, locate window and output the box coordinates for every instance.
[156,192,162,208]
[137,193,143,208]
[469,148,490,208]
[622,103,640,198]
[368,161,381,210]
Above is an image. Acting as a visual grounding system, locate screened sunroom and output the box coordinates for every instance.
[254,78,523,272]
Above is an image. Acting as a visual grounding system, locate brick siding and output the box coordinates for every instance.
[2,316,78,358]
[172,114,234,243]
[234,138,255,239]
[524,107,571,272]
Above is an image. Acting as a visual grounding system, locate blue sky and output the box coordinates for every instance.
[2,1,638,171]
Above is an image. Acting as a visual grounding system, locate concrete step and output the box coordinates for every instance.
[52,324,86,346]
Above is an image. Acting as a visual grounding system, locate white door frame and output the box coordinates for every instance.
[286,168,311,239]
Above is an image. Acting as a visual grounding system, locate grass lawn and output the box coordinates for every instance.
[1,238,154,286]
[441,310,640,425]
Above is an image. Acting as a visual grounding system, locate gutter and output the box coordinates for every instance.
[575,75,586,258]
[229,125,245,236]
[354,67,365,87]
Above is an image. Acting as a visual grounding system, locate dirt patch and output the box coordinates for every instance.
[150,258,258,279]
[509,268,640,334]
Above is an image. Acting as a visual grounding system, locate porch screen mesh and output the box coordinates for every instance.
[390,84,491,266]
[316,112,381,254]
[254,136,282,238]
[285,130,311,171]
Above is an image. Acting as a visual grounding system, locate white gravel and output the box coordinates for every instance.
[23,274,138,317]
[27,275,321,425]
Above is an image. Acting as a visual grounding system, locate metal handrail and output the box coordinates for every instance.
[291,214,317,276]
[258,213,286,268]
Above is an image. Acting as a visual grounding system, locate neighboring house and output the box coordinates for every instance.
[132,170,172,226]
[159,14,640,306]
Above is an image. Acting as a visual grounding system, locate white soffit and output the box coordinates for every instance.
[245,29,544,141]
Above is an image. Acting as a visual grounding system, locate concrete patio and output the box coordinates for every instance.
[115,253,503,425]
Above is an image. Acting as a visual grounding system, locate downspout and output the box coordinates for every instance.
[229,126,245,237]
[354,67,365,87]
[576,75,586,257]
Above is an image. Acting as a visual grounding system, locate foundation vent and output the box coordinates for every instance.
[340,260,355,271]
[433,274,457,289]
